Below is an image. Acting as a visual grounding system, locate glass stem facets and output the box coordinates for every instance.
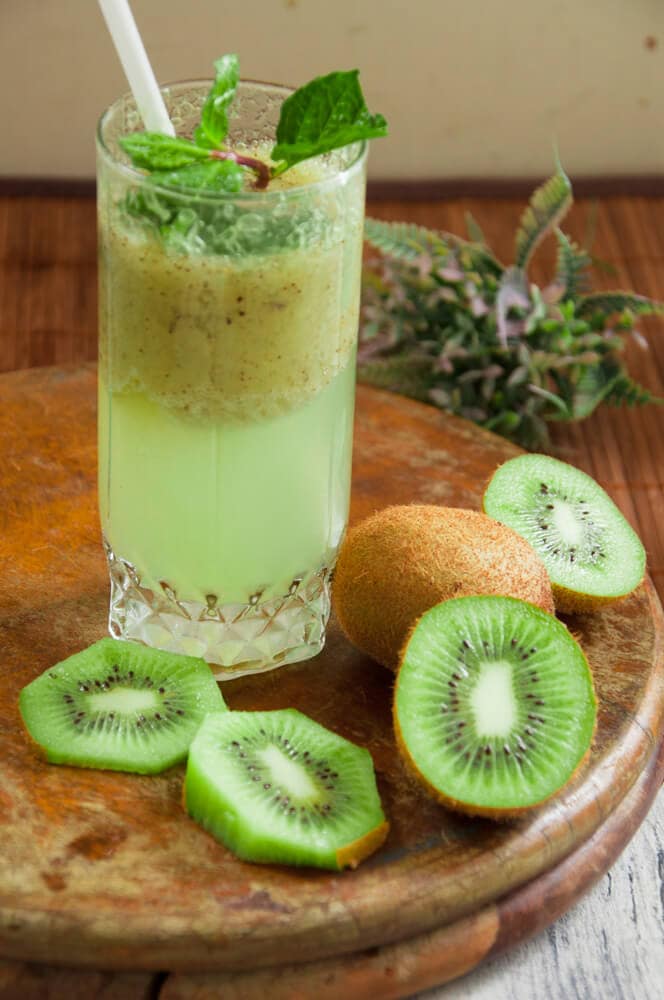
[104,538,332,678]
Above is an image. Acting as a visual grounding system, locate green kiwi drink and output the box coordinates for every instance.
[97,76,371,676]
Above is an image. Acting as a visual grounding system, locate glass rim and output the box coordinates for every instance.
[96,77,368,202]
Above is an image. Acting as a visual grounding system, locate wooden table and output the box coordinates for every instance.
[1,191,663,999]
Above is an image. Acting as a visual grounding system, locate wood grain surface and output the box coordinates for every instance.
[0,365,663,1000]
[1,192,663,999]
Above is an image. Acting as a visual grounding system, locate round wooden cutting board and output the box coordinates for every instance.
[1,365,663,996]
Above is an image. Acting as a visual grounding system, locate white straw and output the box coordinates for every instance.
[98,0,175,136]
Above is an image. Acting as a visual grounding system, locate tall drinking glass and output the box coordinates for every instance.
[97,80,367,677]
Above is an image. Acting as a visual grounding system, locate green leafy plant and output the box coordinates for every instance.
[359,164,663,449]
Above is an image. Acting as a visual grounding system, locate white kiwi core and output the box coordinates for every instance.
[258,744,318,799]
[551,500,585,547]
[87,688,159,713]
[470,661,517,738]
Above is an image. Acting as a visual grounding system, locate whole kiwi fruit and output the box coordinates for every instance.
[332,505,555,670]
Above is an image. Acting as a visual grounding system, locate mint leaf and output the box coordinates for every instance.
[195,53,239,148]
[119,133,209,170]
[117,57,389,251]
[271,69,387,170]
[150,160,244,194]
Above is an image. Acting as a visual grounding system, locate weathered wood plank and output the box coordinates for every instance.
[428,791,664,1000]
[0,960,157,1000]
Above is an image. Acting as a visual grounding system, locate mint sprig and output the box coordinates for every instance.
[119,134,246,191]
[194,53,239,149]
[119,133,211,170]
[149,160,245,194]
[118,55,386,195]
[271,69,388,173]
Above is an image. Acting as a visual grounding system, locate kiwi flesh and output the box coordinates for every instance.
[19,638,226,774]
[394,595,597,819]
[332,505,555,670]
[185,709,389,870]
[483,454,646,613]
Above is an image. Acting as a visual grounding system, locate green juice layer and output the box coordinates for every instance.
[98,359,355,604]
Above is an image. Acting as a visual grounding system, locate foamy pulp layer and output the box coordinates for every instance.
[98,156,364,422]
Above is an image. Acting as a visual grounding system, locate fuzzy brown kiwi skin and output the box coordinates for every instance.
[392,608,598,822]
[332,505,555,672]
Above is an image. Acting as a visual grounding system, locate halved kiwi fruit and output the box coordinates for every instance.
[19,638,226,774]
[394,595,597,819]
[332,505,554,670]
[483,454,646,613]
[185,709,389,870]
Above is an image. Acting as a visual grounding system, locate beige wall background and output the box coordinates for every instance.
[1,0,663,180]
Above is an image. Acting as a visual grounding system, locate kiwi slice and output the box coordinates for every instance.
[394,595,596,819]
[19,638,226,774]
[185,709,389,870]
[483,454,646,613]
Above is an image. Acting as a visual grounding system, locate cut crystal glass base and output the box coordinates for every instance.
[103,539,331,679]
